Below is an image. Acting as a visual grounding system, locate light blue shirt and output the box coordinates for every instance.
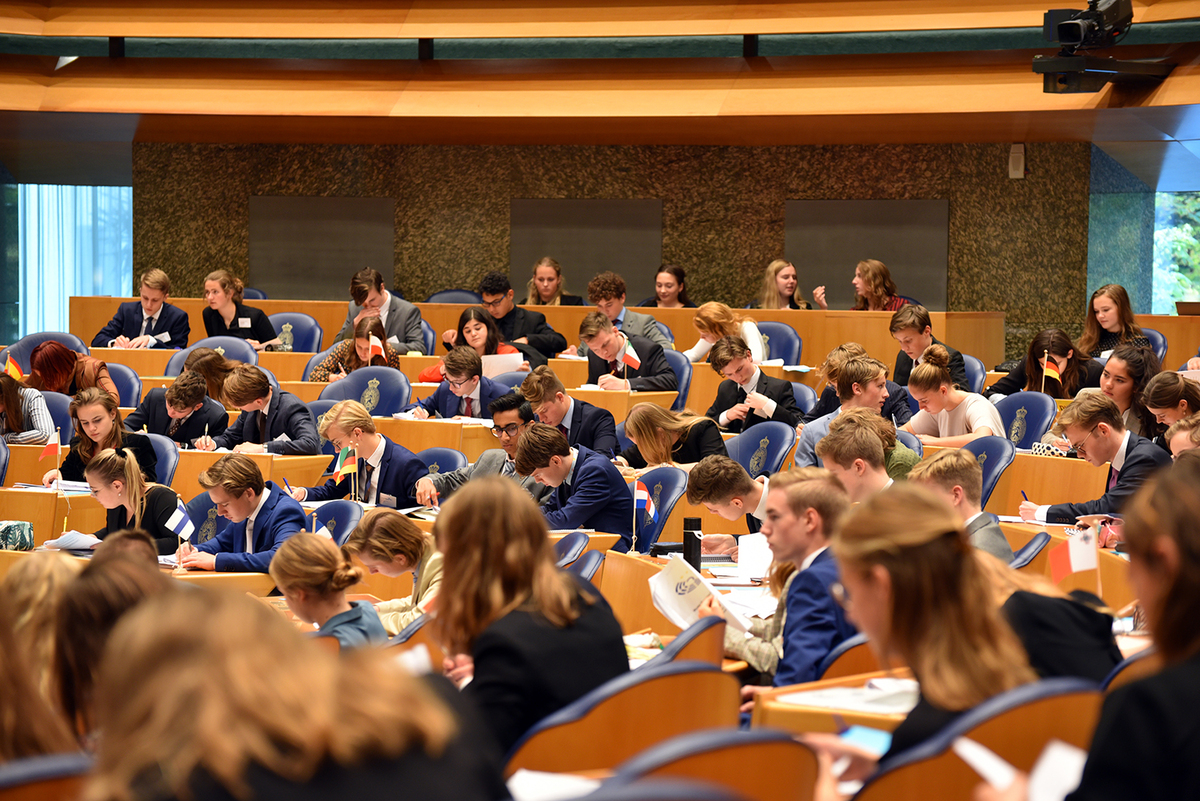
[795,408,841,468]
[317,600,388,649]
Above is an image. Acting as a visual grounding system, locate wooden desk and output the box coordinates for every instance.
[0,548,87,582]
[922,446,1108,517]
[598,551,681,636]
[257,351,319,381]
[173,570,277,595]
[1000,521,1135,610]
[548,358,589,389]
[272,455,337,491]
[171,450,274,495]
[751,669,914,734]
[92,347,173,376]
[138,375,174,398]
[279,381,326,403]
[373,417,464,452]
[572,390,675,424]
[0,488,106,545]
[686,362,802,414]
[1135,313,1200,370]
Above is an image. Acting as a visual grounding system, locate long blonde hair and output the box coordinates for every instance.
[525,257,567,306]
[623,403,713,466]
[0,600,76,762]
[692,302,749,341]
[269,532,364,599]
[85,589,455,801]
[84,448,157,527]
[757,259,809,309]
[833,484,1036,710]
[433,477,584,654]
[0,551,83,702]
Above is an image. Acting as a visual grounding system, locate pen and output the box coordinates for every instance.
[1021,491,1030,502]
[282,477,294,495]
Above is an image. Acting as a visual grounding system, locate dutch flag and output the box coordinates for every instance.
[634,480,657,522]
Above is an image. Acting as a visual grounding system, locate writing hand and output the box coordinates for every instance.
[113,335,132,348]
[130,335,155,349]
[411,407,430,420]
[1018,500,1039,522]
[561,345,578,356]
[233,443,265,454]
[415,477,440,507]
[441,330,458,347]
[180,550,216,571]
[194,436,216,451]
[42,469,61,487]
[289,487,308,502]
[597,374,629,391]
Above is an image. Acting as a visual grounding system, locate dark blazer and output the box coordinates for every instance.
[562,398,619,457]
[60,432,158,483]
[334,293,426,354]
[773,549,858,687]
[619,417,728,469]
[304,436,428,508]
[518,294,585,306]
[1046,433,1171,523]
[202,302,276,344]
[212,390,320,455]
[92,301,191,349]
[97,484,185,555]
[494,306,567,358]
[1065,650,1200,801]
[196,481,305,572]
[636,297,697,308]
[984,357,1105,398]
[966,513,1014,562]
[463,576,628,754]
[543,446,636,552]
[123,388,229,445]
[802,382,913,426]
[882,694,963,765]
[586,335,678,393]
[893,335,969,390]
[1001,590,1123,683]
[706,371,801,432]
[418,376,509,420]
[431,448,554,506]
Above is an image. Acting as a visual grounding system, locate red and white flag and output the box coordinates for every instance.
[369,335,384,359]
[1048,527,1099,584]
[621,344,641,370]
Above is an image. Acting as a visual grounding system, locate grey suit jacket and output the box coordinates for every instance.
[967,513,1015,562]
[429,448,553,505]
[334,292,426,354]
[579,308,674,355]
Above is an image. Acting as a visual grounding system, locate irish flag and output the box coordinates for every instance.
[332,446,357,483]
[621,344,641,370]
[1048,527,1098,584]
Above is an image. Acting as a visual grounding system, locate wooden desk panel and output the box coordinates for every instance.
[172,571,277,595]
[0,488,106,545]
[923,446,1109,517]
[258,351,319,381]
[272,456,336,491]
[279,381,326,403]
[374,417,464,453]
[573,390,675,423]
[548,358,589,389]
[1000,521,1134,610]
[752,669,913,734]
[1135,313,1200,370]
[599,550,681,636]
[172,450,274,495]
[139,375,173,398]
[92,347,173,376]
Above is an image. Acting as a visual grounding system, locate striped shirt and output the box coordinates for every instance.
[1,386,54,445]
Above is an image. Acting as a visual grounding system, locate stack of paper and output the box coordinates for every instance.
[648,555,750,632]
[44,531,102,550]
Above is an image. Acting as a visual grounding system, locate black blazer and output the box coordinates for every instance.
[586,335,678,393]
[706,371,801,432]
[620,417,728,469]
[91,301,191,349]
[518,294,585,306]
[494,306,567,358]
[212,390,320,455]
[565,398,619,457]
[60,432,158,483]
[463,576,629,754]
[801,382,913,426]
[1046,433,1171,523]
[202,302,276,344]
[1001,590,1123,683]
[636,297,697,308]
[881,693,963,765]
[123,388,229,445]
[893,336,969,390]
[984,357,1105,398]
[97,484,185,555]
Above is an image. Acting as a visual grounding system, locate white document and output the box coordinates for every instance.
[507,770,601,801]
[996,514,1026,523]
[954,737,1087,801]
[953,737,1016,790]
[44,531,103,550]
[482,352,524,378]
[577,383,604,390]
[555,353,588,361]
[719,591,779,620]
[760,358,785,366]
[1180,369,1200,381]
[736,532,773,580]
[783,365,814,373]
[776,681,920,715]
[648,555,750,632]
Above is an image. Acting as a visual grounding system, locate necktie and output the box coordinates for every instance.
[258,411,268,444]
[557,423,568,437]
[360,460,375,502]
[609,359,621,375]
[1108,467,1120,491]
[613,317,621,330]
[140,316,153,337]
[245,517,254,553]
[463,397,474,417]
[168,416,183,436]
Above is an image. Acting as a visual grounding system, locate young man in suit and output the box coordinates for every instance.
[908,448,1014,562]
[890,304,968,390]
[123,370,229,446]
[288,400,427,509]
[814,418,894,503]
[702,468,857,703]
[179,453,305,573]
[686,454,770,540]
[568,271,674,356]
[519,365,619,456]
[197,364,320,455]
[515,423,635,552]
[795,357,891,468]
[413,346,509,420]
[414,393,552,507]
[1020,393,1171,524]
[454,271,565,360]
[802,342,913,427]
[706,335,801,432]
[333,268,426,354]
[580,311,678,393]
[91,269,191,350]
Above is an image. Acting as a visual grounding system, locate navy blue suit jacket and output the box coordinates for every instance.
[563,398,619,457]
[196,482,305,573]
[774,549,858,687]
[123,388,229,445]
[213,390,320,455]
[1046,433,1171,523]
[92,301,191,349]
[418,376,509,420]
[305,436,429,508]
[543,446,635,553]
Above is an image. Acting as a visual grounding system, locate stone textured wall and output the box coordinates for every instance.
[132,141,1092,359]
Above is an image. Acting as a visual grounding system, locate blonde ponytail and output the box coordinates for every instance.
[269,532,364,598]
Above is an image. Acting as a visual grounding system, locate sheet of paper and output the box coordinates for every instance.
[776,682,920,715]
[1180,369,1200,381]
[719,592,779,620]
[555,353,588,361]
[736,532,772,580]
[482,352,524,378]
[576,383,603,390]
[760,358,785,366]
[953,737,1016,790]
[996,514,1026,523]
[1028,739,1088,801]
[44,531,103,550]
[507,770,601,801]
[648,555,750,632]
[783,365,814,373]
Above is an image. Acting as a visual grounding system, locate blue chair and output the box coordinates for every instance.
[654,320,675,344]
[241,287,267,299]
[416,446,467,476]
[306,399,340,458]
[0,752,93,800]
[311,499,364,547]
[994,391,1058,449]
[268,312,323,352]
[644,617,726,668]
[387,613,431,647]
[609,727,818,801]
[185,489,226,544]
[581,778,746,801]
[426,289,483,303]
[960,436,1016,508]
[962,353,986,393]
[661,349,692,413]
[302,346,337,381]
[145,433,179,486]
[42,391,74,445]
[421,319,435,355]
[756,321,802,365]
[1142,327,1167,362]
[554,530,589,567]
[106,362,143,407]
[568,549,605,581]
[906,391,921,417]
[1,332,89,374]
[165,337,259,375]
[614,420,634,454]
[256,366,279,391]
[1008,531,1051,570]
[317,366,411,416]
[725,421,796,478]
[790,382,818,414]
[895,428,923,457]
[493,370,529,391]
[0,439,9,484]
[630,466,688,553]
[897,294,922,306]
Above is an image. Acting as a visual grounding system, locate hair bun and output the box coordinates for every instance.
[330,562,364,592]
[921,343,950,369]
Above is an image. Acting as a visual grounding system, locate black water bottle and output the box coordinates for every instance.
[683,516,702,572]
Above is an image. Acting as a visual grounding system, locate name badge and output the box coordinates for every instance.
[380,493,397,508]
[239,317,251,328]
[155,331,171,343]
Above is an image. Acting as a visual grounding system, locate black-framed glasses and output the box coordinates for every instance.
[491,423,523,438]
[479,296,507,310]
[1069,425,1099,455]
[446,377,472,389]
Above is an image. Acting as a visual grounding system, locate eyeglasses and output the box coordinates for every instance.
[830,581,851,612]
[446,376,473,389]
[480,296,507,310]
[491,422,523,438]
[1068,425,1099,455]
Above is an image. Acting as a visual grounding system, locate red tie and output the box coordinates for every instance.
[609,359,621,375]
[557,423,568,436]
[463,397,474,417]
